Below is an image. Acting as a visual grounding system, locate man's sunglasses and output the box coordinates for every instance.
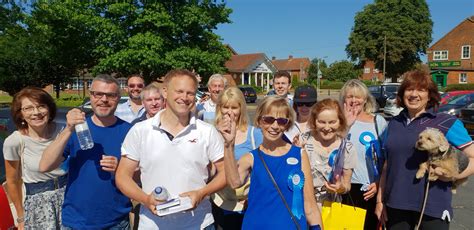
[128,83,144,88]
[261,116,289,126]
[295,102,316,107]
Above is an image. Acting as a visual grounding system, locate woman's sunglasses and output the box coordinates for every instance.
[260,116,289,126]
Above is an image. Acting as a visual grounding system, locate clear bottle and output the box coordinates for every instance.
[75,121,94,150]
[154,186,169,201]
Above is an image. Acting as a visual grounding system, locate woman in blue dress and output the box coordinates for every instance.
[217,96,323,230]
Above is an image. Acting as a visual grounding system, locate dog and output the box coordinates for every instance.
[415,128,468,193]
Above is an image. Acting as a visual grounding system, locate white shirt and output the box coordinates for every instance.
[121,110,224,229]
[196,99,216,124]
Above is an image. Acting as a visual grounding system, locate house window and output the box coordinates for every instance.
[462,45,471,59]
[459,73,467,84]
[364,67,370,74]
[118,78,127,89]
[433,51,448,60]
[373,68,380,74]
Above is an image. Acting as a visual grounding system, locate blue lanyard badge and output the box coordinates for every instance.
[359,132,379,180]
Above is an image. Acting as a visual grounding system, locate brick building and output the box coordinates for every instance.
[224,53,277,92]
[427,16,474,87]
[271,56,311,81]
[359,60,384,82]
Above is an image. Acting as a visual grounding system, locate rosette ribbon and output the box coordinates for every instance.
[359,131,379,180]
[288,169,305,219]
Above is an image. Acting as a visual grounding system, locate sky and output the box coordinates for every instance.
[215,0,474,64]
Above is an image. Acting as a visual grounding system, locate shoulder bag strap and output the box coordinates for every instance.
[257,149,301,230]
[251,126,256,149]
[374,115,382,147]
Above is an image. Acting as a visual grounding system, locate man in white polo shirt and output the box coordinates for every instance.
[116,69,226,229]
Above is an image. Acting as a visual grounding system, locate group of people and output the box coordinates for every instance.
[3,68,474,230]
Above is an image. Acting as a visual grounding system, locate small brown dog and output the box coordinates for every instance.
[415,128,468,193]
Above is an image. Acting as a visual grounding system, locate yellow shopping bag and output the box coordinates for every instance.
[321,200,367,230]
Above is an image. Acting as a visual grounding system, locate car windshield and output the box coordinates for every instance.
[448,94,474,106]
[384,85,399,93]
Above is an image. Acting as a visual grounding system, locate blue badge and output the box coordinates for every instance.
[359,131,379,180]
[287,169,305,219]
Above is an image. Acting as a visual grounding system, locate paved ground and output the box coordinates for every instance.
[249,92,473,229]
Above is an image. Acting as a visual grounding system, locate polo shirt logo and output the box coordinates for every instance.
[188,138,198,143]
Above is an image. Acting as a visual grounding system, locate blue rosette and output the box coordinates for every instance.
[287,169,305,219]
[359,131,379,180]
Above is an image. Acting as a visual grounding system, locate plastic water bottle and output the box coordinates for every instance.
[75,122,94,150]
[154,186,169,201]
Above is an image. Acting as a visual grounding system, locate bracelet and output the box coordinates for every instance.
[17,216,25,223]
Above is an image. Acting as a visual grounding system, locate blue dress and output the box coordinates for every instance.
[243,145,308,229]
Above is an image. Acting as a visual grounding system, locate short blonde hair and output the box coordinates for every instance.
[254,96,295,131]
[215,87,248,130]
[340,79,376,114]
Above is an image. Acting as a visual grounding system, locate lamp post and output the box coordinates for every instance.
[316,56,327,96]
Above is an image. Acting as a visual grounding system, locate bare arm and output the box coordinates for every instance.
[39,108,84,172]
[5,160,24,227]
[324,169,352,194]
[455,144,474,179]
[224,145,253,189]
[375,161,388,223]
[301,150,323,227]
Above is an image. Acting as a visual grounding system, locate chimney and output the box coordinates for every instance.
[272,56,276,60]
[288,55,293,60]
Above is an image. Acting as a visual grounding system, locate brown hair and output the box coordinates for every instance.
[308,98,347,134]
[273,70,291,84]
[11,87,57,130]
[126,74,144,85]
[396,70,440,110]
[163,69,198,89]
[254,96,295,131]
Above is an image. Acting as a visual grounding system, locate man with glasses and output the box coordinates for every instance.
[40,74,132,229]
[116,69,226,229]
[115,74,146,123]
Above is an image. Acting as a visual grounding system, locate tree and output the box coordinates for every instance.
[346,0,432,82]
[307,58,327,84]
[324,60,362,82]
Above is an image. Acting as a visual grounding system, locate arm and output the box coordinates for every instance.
[116,157,159,213]
[324,169,352,194]
[39,108,84,172]
[5,160,24,228]
[301,150,323,227]
[375,161,388,223]
[455,144,474,179]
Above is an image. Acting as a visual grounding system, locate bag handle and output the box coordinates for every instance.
[373,115,382,148]
[257,149,301,230]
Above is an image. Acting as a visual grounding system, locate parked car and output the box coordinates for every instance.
[81,96,128,109]
[238,86,257,103]
[440,90,474,105]
[438,93,474,117]
[460,104,474,137]
[368,83,401,111]
[383,95,403,117]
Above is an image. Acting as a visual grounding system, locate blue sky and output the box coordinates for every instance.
[215,0,474,64]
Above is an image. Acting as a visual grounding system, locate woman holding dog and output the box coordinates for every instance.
[340,79,387,230]
[375,70,474,229]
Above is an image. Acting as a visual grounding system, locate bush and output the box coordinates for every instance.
[320,80,345,89]
[444,84,474,92]
[55,95,84,108]
[241,84,263,94]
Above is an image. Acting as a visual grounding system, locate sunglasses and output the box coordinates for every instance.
[261,116,289,126]
[128,83,144,88]
[295,102,315,107]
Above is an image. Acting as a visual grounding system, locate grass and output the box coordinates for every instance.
[0,93,86,108]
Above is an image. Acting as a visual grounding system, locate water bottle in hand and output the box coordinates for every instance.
[75,121,94,150]
[154,186,169,201]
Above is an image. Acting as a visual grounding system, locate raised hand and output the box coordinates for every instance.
[65,108,86,131]
[216,111,236,147]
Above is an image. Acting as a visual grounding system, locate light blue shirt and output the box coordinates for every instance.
[114,99,145,123]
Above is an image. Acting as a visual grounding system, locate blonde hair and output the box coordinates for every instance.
[254,96,295,131]
[340,79,376,114]
[215,87,248,131]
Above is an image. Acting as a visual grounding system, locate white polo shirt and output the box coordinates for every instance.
[121,110,224,229]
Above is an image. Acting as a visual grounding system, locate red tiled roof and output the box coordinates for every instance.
[225,53,266,72]
[429,15,474,50]
[272,57,311,71]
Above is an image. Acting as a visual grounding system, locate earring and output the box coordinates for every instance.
[21,121,26,126]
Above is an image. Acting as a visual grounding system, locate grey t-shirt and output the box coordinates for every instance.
[3,123,66,183]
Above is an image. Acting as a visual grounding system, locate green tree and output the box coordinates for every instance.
[324,60,362,82]
[307,58,327,84]
[346,0,432,82]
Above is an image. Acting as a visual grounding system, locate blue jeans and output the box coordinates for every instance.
[62,217,129,230]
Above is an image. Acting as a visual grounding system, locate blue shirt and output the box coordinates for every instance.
[115,99,145,123]
[234,126,263,160]
[62,116,132,229]
[243,145,307,229]
[384,110,472,220]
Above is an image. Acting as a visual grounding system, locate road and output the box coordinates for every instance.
[247,94,473,229]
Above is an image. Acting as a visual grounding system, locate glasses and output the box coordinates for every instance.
[295,102,316,107]
[89,91,119,99]
[21,104,48,114]
[261,116,289,126]
[128,83,144,89]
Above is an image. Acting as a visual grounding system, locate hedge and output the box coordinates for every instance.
[444,84,474,92]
